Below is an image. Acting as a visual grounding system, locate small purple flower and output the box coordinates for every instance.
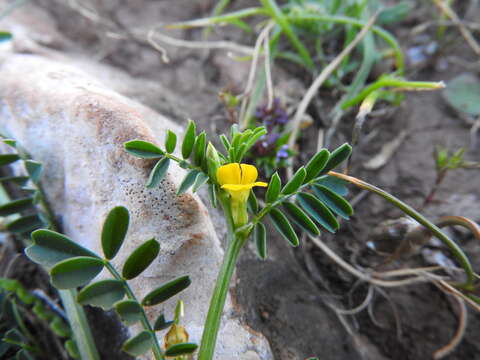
[254,98,289,128]
[276,145,289,160]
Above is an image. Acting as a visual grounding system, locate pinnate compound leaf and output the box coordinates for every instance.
[142,275,191,306]
[77,280,125,310]
[0,154,20,166]
[254,223,267,259]
[266,172,281,203]
[153,314,174,331]
[101,206,129,260]
[50,256,104,289]
[177,170,200,195]
[319,143,352,175]
[304,149,329,183]
[26,229,99,269]
[315,176,349,196]
[282,202,320,236]
[165,343,198,357]
[124,140,164,158]
[181,120,196,159]
[122,331,153,357]
[7,214,44,233]
[146,158,170,188]
[313,185,353,220]
[24,160,43,184]
[114,300,143,326]
[122,238,160,280]
[297,192,339,233]
[281,167,306,195]
[0,197,33,216]
[269,208,299,247]
[165,130,177,153]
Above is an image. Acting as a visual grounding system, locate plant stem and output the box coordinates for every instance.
[59,289,100,360]
[198,196,247,360]
[104,262,164,360]
[328,171,475,290]
[259,0,314,70]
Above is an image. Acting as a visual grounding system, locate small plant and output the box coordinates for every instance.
[125,119,354,359]
[0,278,77,359]
[25,206,196,360]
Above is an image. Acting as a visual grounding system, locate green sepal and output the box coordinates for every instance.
[50,256,104,289]
[77,279,125,310]
[254,223,267,259]
[181,120,196,159]
[124,140,164,158]
[281,167,306,195]
[0,197,33,216]
[153,314,174,331]
[269,208,299,247]
[101,206,129,260]
[142,275,191,306]
[26,229,99,269]
[122,238,160,280]
[114,300,143,326]
[304,149,329,183]
[165,130,177,153]
[146,158,170,188]
[265,172,281,203]
[282,202,320,236]
[297,192,339,233]
[121,331,153,357]
[165,343,198,357]
[319,143,352,175]
[312,185,353,220]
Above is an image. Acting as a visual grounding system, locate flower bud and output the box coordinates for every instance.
[206,142,222,183]
[164,324,189,350]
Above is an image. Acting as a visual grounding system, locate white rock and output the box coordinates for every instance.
[0,49,272,359]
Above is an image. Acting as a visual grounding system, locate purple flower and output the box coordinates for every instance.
[276,145,289,160]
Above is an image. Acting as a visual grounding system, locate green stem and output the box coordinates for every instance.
[285,13,404,75]
[59,289,100,360]
[198,195,247,360]
[259,0,314,70]
[329,171,475,290]
[341,76,445,109]
[104,262,165,360]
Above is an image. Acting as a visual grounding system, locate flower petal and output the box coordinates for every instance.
[217,163,241,186]
[239,164,258,185]
[253,182,268,187]
[221,184,254,191]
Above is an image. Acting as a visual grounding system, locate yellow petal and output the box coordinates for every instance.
[221,184,253,191]
[217,163,241,186]
[239,164,258,185]
[253,181,268,187]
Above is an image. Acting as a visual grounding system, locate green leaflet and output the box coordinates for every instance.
[122,239,160,280]
[146,158,170,188]
[101,206,129,260]
[266,172,281,203]
[268,208,299,247]
[254,223,267,259]
[165,130,177,153]
[50,256,104,289]
[282,201,320,236]
[142,276,191,306]
[124,140,164,158]
[297,192,339,233]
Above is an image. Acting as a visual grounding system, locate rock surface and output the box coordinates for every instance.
[0,20,272,360]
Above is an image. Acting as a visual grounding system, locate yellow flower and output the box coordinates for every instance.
[216,163,267,227]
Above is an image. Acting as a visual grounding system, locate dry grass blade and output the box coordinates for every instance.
[432,291,468,359]
[433,0,480,56]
